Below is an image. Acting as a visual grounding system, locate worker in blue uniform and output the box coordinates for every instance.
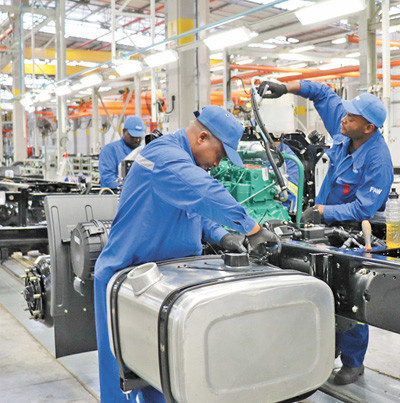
[257,79,393,385]
[94,105,280,402]
[98,116,145,189]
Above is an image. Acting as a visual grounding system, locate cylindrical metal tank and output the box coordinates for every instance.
[107,254,335,403]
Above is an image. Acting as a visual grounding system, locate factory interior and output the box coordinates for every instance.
[1,0,400,402]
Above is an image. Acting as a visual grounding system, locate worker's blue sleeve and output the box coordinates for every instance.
[152,155,257,235]
[202,217,229,244]
[323,158,393,224]
[99,146,119,189]
[298,80,346,139]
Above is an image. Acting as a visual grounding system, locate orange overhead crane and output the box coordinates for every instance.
[35,90,251,120]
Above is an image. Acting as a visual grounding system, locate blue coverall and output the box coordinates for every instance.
[299,80,393,368]
[94,129,256,402]
[99,138,133,188]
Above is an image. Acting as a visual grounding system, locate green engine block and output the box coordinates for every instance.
[211,158,290,224]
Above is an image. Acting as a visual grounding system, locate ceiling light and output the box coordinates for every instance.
[20,95,34,108]
[203,27,258,51]
[289,45,315,53]
[80,73,103,87]
[288,37,300,43]
[36,92,52,103]
[332,37,347,44]
[346,52,360,58]
[248,43,277,49]
[144,49,179,68]
[210,52,223,59]
[115,60,142,77]
[55,84,72,96]
[295,0,366,26]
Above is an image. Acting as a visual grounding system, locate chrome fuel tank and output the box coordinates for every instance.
[107,255,335,403]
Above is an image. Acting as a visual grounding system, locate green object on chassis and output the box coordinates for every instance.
[211,157,290,224]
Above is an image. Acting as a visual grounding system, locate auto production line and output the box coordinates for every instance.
[2,0,400,402]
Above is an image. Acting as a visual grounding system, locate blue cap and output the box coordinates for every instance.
[124,116,145,137]
[193,105,244,167]
[342,93,386,128]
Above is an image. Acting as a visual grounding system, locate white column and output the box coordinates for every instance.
[382,0,391,143]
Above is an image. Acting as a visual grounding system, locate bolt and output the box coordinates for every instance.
[20,290,24,294]
[64,309,68,314]
[24,307,30,311]
[25,269,30,273]
[20,275,27,279]
[336,263,340,269]
[32,310,41,315]
[29,276,37,281]
[360,269,368,275]
[29,315,36,320]
[33,294,41,299]
[83,308,87,312]
[352,305,358,313]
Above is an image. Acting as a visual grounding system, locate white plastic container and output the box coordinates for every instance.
[107,256,335,403]
[385,188,400,248]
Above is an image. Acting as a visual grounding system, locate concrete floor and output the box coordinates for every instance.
[1,259,400,403]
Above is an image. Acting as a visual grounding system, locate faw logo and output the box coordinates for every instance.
[369,186,382,195]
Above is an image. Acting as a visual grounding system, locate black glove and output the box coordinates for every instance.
[246,227,281,255]
[301,206,324,224]
[220,233,247,253]
[257,81,288,99]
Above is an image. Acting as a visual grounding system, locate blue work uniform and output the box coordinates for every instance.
[94,128,256,402]
[99,138,133,188]
[298,80,393,368]
[278,142,299,212]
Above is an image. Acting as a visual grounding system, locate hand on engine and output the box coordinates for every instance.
[220,233,247,253]
[246,227,281,255]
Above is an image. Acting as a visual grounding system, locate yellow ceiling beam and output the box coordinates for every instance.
[25,47,112,63]
[2,63,89,76]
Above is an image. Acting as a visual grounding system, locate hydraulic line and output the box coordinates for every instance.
[250,80,287,200]
[282,152,304,227]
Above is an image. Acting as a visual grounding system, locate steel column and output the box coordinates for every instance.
[382,0,391,143]
[55,0,68,167]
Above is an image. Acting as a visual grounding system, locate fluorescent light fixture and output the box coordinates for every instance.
[144,49,179,68]
[248,43,277,49]
[288,37,300,43]
[210,65,224,72]
[203,27,258,51]
[295,0,366,26]
[289,45,315,53]
[36,92,52,103]
[55,84,72,96]
[346,52,360,58]
[80,73,103,87]
[332,37,347,44]
[236,58,254,65]
[20,95,34,108]
[99,86,112,92]
[115,60,142,77]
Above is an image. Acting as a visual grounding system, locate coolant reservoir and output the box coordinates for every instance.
[107,255,335,403]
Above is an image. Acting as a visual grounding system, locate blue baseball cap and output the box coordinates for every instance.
[342,93,386,128]
[193,105,244,167]
[124,116,145,137]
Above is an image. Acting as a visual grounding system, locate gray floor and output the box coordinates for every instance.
[1,258,400,403]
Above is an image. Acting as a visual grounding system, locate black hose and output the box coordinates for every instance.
[250,88,287,191]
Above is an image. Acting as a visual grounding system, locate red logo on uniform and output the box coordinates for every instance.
[343,184,350,195]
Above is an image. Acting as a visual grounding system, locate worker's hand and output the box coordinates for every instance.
[257,81,288,99]
[220,233,247,253]
[246,227,281,255]
[301,205,324,224]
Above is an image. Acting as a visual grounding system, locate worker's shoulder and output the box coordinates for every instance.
[142,131,191,164]
[365,134,392,166]
[99,139,119,153]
